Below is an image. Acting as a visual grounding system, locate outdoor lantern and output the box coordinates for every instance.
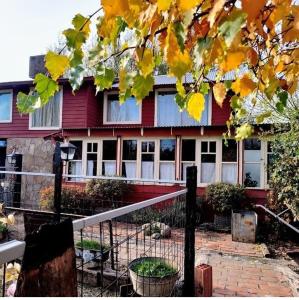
[59,142,77,162]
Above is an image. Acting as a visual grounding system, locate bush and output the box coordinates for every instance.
[206,183,246,216]
[75,239,109,251]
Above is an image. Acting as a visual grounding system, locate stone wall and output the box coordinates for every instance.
[7,138,55,209]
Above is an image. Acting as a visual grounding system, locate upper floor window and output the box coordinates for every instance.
[156,91,209,127]
[105,93,140,124]
[30,90,62,129]
[0,90,13,123]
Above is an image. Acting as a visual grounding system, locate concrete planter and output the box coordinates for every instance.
[128,257,179,296]
[231,210,257,243]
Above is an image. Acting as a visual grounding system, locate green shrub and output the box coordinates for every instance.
[131,258,177,277]
[206,183,246,216]
[0,222,7,233]
[76,239,109,251]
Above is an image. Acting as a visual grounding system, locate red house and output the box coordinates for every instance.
[0,72,271,205]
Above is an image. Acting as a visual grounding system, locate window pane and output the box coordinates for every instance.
[244,139,261,150]
[160,162,175,180]
[102,162,116,176]
[222,140,237,162]
[107,94,139,122]
[201,163,216,183]
[182,139,195,161]
[201,154,216,163]
[157,91,209,126]
[31,90,61,127]
[71,141,82,160]
[160,139,175,161]
[182,162,194,181]
[87,143,92,152]
[210,141,216,153]
[103,140,117,160]
[141,142,147,152]
[0,92,12,121]
[201,141,208,153]
[122,161,136,178]
[142,161,154,179]
[244,139,261,162]
[148,142,155,152]
[142,154,154,162]
[222,163,237,184]
[244,164,260,187]
[123,140,137,160]
[87,153,97,176]
[68,161,83,182]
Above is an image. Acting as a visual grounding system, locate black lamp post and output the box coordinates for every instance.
[53,141,76,222]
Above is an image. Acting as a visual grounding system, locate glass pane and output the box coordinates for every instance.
[102,162,116,176]
[201,141,208,153]
[201,154,216,163]
[148,142,155,152]
[201,163,216,183]
[70,141,82,160]
[160,139,175,161]
[209,141,216,153]
[244,163,260,187]
[222,140,237,162]
[107,94,139,122]
[142,161,154,179]
[222,163,237,184]
[122,161,136,178]
[31,90,61,127]
[68,161,83,182]
[182,162,194,181]
[87,143,92,152]
[123,140,137,160]
[103,140,117,160]
[244,150,261,162]
[93,143,98,152]
[159,162,175,180]
[87,153,97,176]
[0,92,12,121]
[141,142,147,152]
[244,139,261,150]
[182,139,195,161]
[142,154,154,162]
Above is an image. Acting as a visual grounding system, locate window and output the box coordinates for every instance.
[68,141,83,181]
[181,139,196,180]
[222,140,238,184]
[122,140,137,178]
[105,93,140,123]
[102,140,117,176]
[200,141,216,183]
[267,142,274,184]
[159,139,175,180]
[243,139,261,187]
[141,141,155,179]
[0,90,12,122]
[30,90,62,129]
[156,91,209,126]
[86,142,98,176]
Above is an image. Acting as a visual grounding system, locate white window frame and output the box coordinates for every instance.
[86,141,99,176]
[139,139,158,180]
[221,139,238,184]
[121,138,139,178]
[66,139,83,182]
[0,89,13,123]
[154,88,212,127]
[29,87,63,130]
[103,91,142,125]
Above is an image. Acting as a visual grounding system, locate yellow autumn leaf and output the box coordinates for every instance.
[235,123,254,140]
[220,50,245,72]
[231,74,257,97]
[45,51,70,81]
[166,26,192,78]
[213,82,227,107]
[7,214,15,225]
[137,48,155,77]
[157,0,173,11]
[177,0,201,12]
[242,0,266,23]
[102,0,129,19]
[208,0,226,27]
[187,92,205,121]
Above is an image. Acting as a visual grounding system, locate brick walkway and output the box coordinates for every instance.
[195,231,297,297]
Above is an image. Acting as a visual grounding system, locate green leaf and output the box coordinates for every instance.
[173,22,185,52]
[34,73,59,104]
[72,14,91,35]
[131,74,154,102]
[94,67,115,93]
[176,79,186,97]
[235,123,253,140]
[218,11,247,46]
[278,91,288,106]
[197,38,212,55]
[70,49,84,68]
[69,65,84,91]
[63,29,86,50]
[175,93,186,110]
[16,92,39,113]
[224,80,232,89]
[230,95,241,109]
[276,101,285,113]
[199,82,210,95]
[256,111,272,124]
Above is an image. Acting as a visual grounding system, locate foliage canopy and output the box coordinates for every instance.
[17,0,299,139]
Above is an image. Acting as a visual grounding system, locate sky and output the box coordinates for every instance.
[0,0,99,82]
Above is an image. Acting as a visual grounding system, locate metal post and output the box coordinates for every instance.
[183,166,197,296]
[53,142,62,223]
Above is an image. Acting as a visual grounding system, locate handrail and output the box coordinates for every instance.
[256,204,299,234]
[0,240,26,265]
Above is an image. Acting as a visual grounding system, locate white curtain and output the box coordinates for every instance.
[108,97,139,122]
[87,160,94,176]
[244,150,261,162]
[160,162,175,181]
[201,163,216,183]
[182,163,193,181]
[31,91,61,127]
[103,162,116,176]
[222,163,237,184]
[69,161,82,182]
[0,92,12,121]
[141,161,154,179]
[124,162,136,178]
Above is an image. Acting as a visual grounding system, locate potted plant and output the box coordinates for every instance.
[128,257,179,296]
[75,239,110,264]
[206,183,245,230]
